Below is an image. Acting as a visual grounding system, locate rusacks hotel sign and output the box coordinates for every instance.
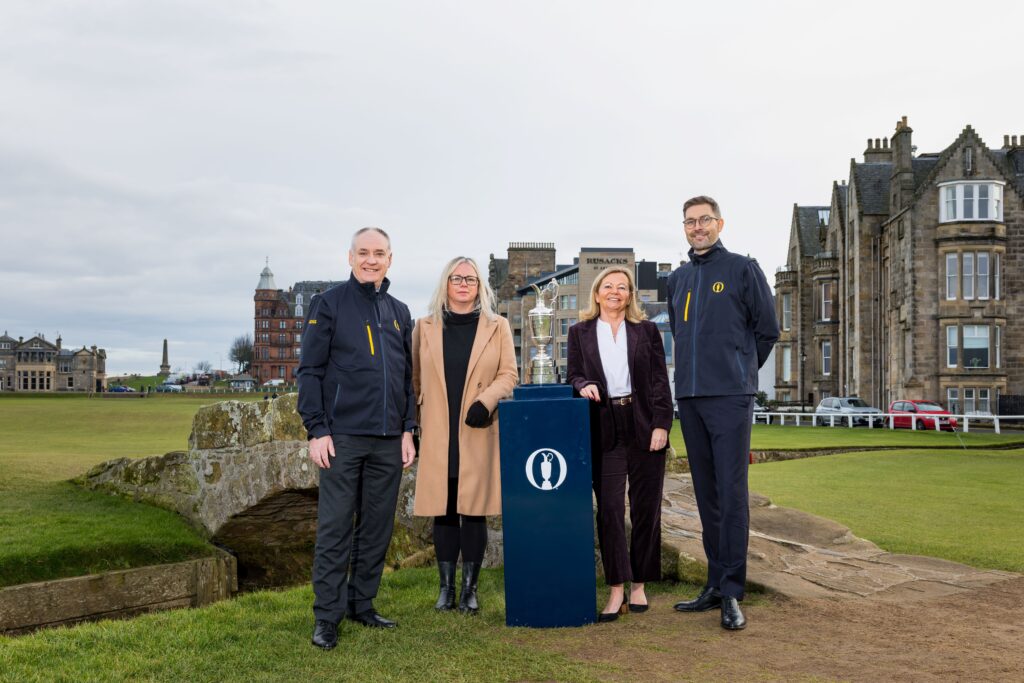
[585,257,629,265]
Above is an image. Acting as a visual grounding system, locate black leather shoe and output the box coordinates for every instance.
[673,586,722,612]
[458,562,481,614]
[435,561,457,611]
[311,619,338,649]
[628,603,649,613]
[597,597,628,623]
[720,597,746,630]
[348,609,397,629]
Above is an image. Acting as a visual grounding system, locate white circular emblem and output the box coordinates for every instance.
[525,448,567,491]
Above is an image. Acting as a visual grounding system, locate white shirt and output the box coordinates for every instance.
[596,319,631,398]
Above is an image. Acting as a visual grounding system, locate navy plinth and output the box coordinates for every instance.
[498,383,596,627]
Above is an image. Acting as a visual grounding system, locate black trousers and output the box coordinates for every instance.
[592,402,667,586]
[433,477,487,564]
[676,395,753,600]
[312,434,403,623]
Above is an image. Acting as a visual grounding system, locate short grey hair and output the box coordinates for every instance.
[683,195,721,218]
[350,226,391,251]
[426,256,497,324]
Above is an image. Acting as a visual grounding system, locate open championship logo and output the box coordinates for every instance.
[525,448,567,491]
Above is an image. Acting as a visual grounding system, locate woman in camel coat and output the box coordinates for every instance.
[412,256,518,614]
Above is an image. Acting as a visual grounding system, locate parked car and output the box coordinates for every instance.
[262,379,285,387]
[888,400,959,431]
[108,385,130,392]
[753,401,772,424]
[813,396,883,426]
[154,383,183,393]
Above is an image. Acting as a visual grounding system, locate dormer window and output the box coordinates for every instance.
[939,181,1004,222]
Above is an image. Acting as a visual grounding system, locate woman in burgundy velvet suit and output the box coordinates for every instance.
[566,266,674,622]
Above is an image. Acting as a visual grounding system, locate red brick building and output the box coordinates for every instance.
[252,262,340,385]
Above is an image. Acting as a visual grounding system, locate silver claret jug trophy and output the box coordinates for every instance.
[527,279,559,384]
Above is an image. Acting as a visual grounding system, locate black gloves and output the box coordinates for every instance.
[464,401,491,428]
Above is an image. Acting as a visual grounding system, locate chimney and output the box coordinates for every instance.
[890,116,914,212]
[863,136,892,163]
[56,336,62,350]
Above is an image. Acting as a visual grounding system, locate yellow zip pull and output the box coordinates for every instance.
[684,290,691,322]
[365,324,375,355]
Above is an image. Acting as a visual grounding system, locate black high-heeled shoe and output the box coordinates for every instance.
[597,598,628,623]
[628,602,649,613]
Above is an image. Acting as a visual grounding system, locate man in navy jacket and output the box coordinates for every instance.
[298,227,417,650]
[667,196,779,631]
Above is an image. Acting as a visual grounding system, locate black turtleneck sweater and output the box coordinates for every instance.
[443,309,480,478]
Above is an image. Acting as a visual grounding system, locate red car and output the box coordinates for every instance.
[888,400,959,431]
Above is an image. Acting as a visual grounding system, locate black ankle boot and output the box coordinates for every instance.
[435,561,457,611]
[458,562,481,614]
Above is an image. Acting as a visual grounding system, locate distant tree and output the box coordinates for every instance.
[194,360,213,374]
[229,334,254,373]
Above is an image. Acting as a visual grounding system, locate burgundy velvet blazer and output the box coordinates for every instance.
[566,318,674,453]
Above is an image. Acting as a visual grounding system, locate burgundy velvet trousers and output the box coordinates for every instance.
[592,402,667,586]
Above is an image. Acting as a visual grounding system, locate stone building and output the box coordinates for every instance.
[775,118,1024,414]
[251,262,341,385]
[0,332,106,392]
[488,244,672,384]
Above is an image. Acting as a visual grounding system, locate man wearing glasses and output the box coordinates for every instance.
[666,196,779,630]
[298,227,417,650]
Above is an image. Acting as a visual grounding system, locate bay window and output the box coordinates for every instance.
[939,182,1004,222]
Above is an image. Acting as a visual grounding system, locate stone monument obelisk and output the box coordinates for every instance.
[158,339,171,377]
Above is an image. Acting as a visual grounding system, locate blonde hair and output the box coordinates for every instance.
[579,266,646,323]
[427,256,497,324]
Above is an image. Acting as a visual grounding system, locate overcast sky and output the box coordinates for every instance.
[2,1,1022,375]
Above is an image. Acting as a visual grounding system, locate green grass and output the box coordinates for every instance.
[748,448,1024,572]
[0,482,214,588]
[0,569,711,682]
[0,395,262,587]
[668,421,1024,455]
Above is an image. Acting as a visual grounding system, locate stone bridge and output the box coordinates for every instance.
[79,395,459,589]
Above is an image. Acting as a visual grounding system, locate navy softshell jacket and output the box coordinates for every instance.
[296,274,416,439]
[667,240,780,398]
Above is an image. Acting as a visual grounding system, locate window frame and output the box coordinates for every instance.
[938,181,1006,222]
[821,340,832,376]
[947,388,960,414]
[962,325,990,369]
[946,326,958,368]
[945,253,958,300]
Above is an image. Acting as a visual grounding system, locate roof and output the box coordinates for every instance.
[795,206,829,256]
[516,263,580,296]
[834,183,848,218]
[257,264,277,290]
[852,163,892,215]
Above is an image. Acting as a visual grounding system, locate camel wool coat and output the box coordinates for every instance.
[412,313,519,516]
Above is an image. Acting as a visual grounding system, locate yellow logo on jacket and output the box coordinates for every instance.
[712,282,725,293]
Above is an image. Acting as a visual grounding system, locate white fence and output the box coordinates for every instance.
[753,412,1024,435]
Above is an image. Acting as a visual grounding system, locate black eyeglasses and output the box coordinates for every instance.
[684,215,720,229]
[449,275,480,286]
